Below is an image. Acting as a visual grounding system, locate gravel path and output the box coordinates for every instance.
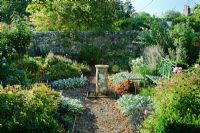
[62,73,134,133]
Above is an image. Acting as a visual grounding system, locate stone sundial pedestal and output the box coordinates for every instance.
[87,65,109,98]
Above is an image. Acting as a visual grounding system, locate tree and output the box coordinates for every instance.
[0,0,31,24]
[115,0,135,19]
[193,4,200,21]
[173,4,200,32]
[138,17,173,53]
[163,10,181,21]
[27,0,120,31]
[169,23,198,64]
[123,0,134,18]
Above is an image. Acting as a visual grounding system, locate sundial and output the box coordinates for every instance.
[87,65,109,98]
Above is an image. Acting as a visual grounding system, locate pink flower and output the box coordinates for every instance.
[173,67,182,73]
[173,67,178,73]
[144,109,148,116]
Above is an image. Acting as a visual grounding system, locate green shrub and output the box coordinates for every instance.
[78,44,102,65]
[13,56,43,73]
[109,65,121,73]
[52,77,87,90]
[140,68,200,133]
[0,57,9,84]
[130,56,149,77]
[3,68,30,86]
[105,50,134,71]
[170,23,198,64]
[138,18,173,52]
[44,53,90,81]
[0,84,64,133]
[7,53,90,84]
[176,60,189,69]
[114,13,151,31]
[139,87,154,97]
[196,55,200,64]
[11,56,45,83]
[0,58,30,86]
[0,21,33,86]
[0,21,33,59]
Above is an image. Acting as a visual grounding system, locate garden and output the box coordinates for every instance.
[0,0,200,133]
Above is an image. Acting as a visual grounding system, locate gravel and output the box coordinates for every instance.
[61,74,134,133]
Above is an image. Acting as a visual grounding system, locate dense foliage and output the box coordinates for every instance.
[77,44,102,65]
[169,23,198,64]
[27,0,134,31]
[163,10,181,21]
[44,53,90,81]
[140,68,200,133]
[0,22,33,86]
[138,18,173,52]
[1,53,90,86]
[0,0,31,24]
[0,1,200,132]
[0,21,33,59]
[0,84,63,132]
[115,12,151,30]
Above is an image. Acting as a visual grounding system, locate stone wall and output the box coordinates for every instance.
[29,31,141,56]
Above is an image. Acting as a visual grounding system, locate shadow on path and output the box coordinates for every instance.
[75,107,98,133]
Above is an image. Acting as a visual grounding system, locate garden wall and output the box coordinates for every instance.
[30,31,141,56]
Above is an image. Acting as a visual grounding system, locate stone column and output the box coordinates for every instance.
[95,65,109,94]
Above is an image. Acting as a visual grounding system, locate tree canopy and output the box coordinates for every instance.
[27,0,134,31]
[0,0,31,24]
[163,10,181,21]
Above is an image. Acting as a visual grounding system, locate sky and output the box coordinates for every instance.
[127,0,200,16]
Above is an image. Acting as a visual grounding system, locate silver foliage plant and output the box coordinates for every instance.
[117,94,153,117]
[61,96,84,115]
[52,76,87,90]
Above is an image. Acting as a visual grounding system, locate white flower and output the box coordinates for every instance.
[12,48,16,52]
